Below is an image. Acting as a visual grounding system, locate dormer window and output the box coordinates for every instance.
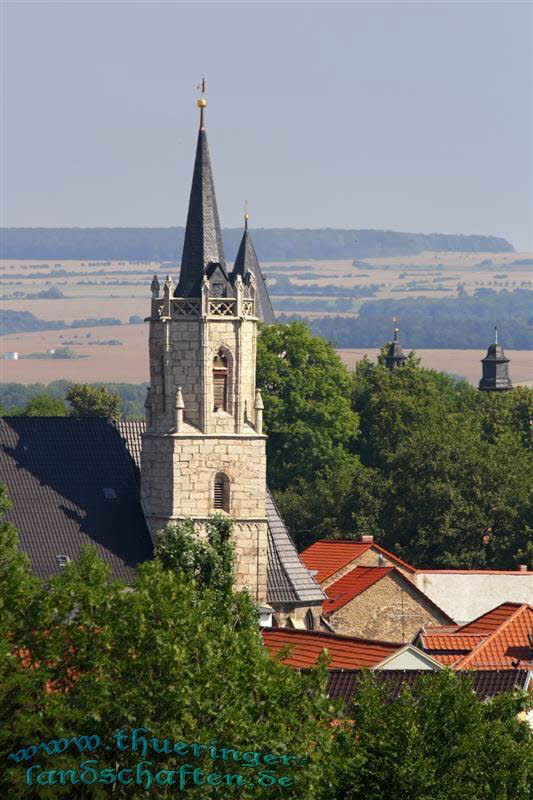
[212,282,225,297]
[213,350,228,411]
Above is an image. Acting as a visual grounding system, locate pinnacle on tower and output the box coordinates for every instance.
[176,82,229,297]
[479,326,513,391]
[231,207,276,324]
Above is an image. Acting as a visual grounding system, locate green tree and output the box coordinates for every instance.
[329,670,532,800]
[66,383,121,419]
[22,394,68,417]
[155,514,235,597]
[0,517,336,799]
[257,323,360,546]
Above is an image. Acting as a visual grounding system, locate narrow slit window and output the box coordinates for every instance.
[213,350,228,411]
[214,473,229,512]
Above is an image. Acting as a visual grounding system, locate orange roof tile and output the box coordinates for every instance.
[456,604,533,671]
[300,539,415,584]
[261,628,402,669]
[420,603,533,671]
[457,602,524,635]
[324,566,393,612]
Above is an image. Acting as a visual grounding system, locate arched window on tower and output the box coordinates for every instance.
[305,609,315,630]
[213,472,230,512]
[213,350,229,411]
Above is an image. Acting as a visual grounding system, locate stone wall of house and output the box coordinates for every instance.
[323,548,414,589]
[328,572,449,642]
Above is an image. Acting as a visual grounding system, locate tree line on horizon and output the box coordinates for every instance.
[1,226,513,261]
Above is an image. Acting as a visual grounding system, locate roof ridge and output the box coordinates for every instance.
[456,601,525,633]
[264,627,404,648]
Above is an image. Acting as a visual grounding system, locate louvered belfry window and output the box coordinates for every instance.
[213,350,228,411]
[214,473,229,512]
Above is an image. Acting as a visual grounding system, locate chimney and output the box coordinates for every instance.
[360,535,374,544]
[517,564,528,572]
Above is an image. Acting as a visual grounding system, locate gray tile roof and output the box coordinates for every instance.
[0,416,323,607]
[0,417,153,582]
[176,126,226,297]
[115,421,323,605]
[326,668,531,708]
[231,227,276,324]
[265,491,325,605]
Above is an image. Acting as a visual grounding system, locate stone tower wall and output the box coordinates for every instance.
[140,286,268,604]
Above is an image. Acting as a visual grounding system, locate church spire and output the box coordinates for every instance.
[231,206,276,324]
[176,82,227,297]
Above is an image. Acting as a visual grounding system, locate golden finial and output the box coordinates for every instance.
[196,78,207,129]
[244,200,249,231]
[392,316,399,341]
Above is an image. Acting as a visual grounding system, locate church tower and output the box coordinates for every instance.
[479,326,513,392]
[384,318,407,369]
[140,88,268,603]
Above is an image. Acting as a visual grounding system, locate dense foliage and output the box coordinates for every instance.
[65,384,121,420]
[1,498,531,799]
[1,227,513,260]
[258,324,533,568]
[289,289,533,349]
[1,381,147,419]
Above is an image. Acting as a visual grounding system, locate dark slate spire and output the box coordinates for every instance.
[231,210,276,324]
[479,326,513,391]
[175,86,228,297]
[385,317,407,369]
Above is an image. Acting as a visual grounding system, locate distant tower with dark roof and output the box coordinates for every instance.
[479,326,513,392]
[385,317,407,370]
[141,85,271,603]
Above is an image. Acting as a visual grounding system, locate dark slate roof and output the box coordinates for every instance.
[326,668,531,708]
[115,421,324,607]
[0,417,153,582]
[176,125,226,298]
[231,226,276,324]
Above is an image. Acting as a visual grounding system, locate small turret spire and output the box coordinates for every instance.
[494,325,498,345]
[231,210,276,324]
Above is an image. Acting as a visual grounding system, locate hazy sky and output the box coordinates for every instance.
[2,1,532,249]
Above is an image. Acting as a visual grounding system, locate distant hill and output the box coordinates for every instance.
[0,227,514,261]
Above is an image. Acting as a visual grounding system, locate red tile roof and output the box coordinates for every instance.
[457,605,533,671]
[324,566,393,612]
[421,603,533,671]
[300,539,415,584]
[457,602,523,635]
[261,628,402,669]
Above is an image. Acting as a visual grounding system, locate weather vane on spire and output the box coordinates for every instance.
[197,77,207,129]
[392,316,399,341]
[244,200,249,231]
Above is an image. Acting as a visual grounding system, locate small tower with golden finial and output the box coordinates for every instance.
[479,325,513,391]
[385,316,407,369]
